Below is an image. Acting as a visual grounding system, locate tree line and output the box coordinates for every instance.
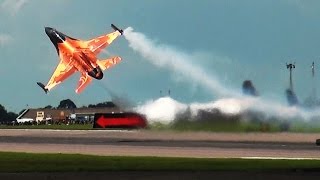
[45,99,117,109]
[0,104,18,122]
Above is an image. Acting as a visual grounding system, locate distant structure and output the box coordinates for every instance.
[285,62,299,106]
[242,80,258,96]
[286,62,295,90]
[160,89,171,97]
[311,62,316,98]
[304,61,319,108]
[312,62,315,77]
[16,106,121,124]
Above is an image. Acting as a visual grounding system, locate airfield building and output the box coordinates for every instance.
[17,107,121,123]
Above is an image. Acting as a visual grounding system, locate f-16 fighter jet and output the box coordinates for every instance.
[37,24,123,94]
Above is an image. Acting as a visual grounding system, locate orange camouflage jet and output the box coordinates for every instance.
[37,24,123,94]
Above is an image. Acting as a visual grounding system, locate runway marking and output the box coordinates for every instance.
[241,157,320,160]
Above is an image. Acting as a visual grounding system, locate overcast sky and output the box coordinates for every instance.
[1,0,320,112]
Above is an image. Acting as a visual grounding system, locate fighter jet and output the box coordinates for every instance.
[37,24,123,94]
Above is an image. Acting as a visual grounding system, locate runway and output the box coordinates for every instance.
[0,129,319,158]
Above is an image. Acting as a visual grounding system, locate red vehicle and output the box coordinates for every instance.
[93,112,147,129]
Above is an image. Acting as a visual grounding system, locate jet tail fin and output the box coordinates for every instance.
[37,82,48,94]
[111,24,123,35]
[97,56,122,71]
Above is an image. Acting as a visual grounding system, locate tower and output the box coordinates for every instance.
[285,62,298,106]
[286,62,295,90]
[311,61,316,99]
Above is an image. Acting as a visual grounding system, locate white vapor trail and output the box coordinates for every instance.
[1,0,29,16]
[124,27,239,98]
[123,27,320,124]
[0,34,13,46]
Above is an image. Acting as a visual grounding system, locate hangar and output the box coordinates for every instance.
[16,106,121,124]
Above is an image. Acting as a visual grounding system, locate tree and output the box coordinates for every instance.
[0,105,7,121]
[88,101,116,108]
[57,99,77,109]
[44,105,53,109]
[0,104,18,122]
[6,112,17,121]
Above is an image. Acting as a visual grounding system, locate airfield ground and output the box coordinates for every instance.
[0,127,320,179]
[0,129,319,158]
[2,119,320,132]
[0,152,320,180]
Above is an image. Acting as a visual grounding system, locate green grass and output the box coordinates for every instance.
[149,121,283,133]
[149,119,320,133]
[0,152,319,172]
[289,120,320,133]
[0,124,93,130]
[1,119,320,133]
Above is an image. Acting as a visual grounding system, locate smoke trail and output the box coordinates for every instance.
[123,27,320,124]
[124,27,239,97]
[135,97,187,124]
[136,96,320,124]
[0,34,13,46]
[1,0,29,16]
[96,81,135,111]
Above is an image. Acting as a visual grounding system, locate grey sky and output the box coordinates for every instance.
[1,0,320,112]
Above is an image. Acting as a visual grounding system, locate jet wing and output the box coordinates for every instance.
[40,52,76,92]
[86,31,121,54]
[75,74,92,94]
[74,57,121,93]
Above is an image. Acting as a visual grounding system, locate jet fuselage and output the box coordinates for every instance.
[45,27,103,79]
[38,24,123,94]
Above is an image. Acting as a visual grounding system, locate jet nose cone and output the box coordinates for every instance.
[45,27,53,35]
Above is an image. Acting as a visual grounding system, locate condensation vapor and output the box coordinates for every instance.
[123,27,320,124]
[124,27,239,98]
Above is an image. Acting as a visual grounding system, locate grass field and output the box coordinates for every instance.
[0,152,319,172]
[0,122,272,132]
[0,124,93,130]
[1,119,320,133]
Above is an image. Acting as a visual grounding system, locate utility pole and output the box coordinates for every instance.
[286,62,295,90]
[312,62,315,77]
[311,62,316,99]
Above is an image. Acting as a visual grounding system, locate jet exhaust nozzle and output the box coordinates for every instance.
[88,67,103,80]
[37,82,48,94]
[111,24,123,35]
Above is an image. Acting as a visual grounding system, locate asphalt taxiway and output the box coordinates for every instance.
[0,129,319,159]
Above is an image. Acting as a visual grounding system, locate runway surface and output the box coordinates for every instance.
[0,129,320,158]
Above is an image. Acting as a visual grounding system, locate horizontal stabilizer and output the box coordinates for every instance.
[111,24,123,35]
[75,74,92,94]
[97,56,122,71]
[37,82,48,94]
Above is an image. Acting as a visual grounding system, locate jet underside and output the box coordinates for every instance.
[37,24,123,94]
